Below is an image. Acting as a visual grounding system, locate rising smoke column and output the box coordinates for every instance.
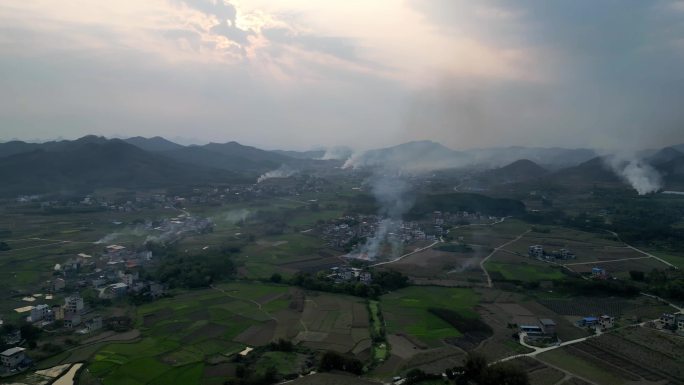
[604,154,662,195]
[357,170,415,260]
[257,165,298,183]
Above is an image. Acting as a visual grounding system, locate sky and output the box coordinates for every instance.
[0,0,683,151]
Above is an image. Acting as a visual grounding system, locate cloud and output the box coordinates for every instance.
[0,0,682,151]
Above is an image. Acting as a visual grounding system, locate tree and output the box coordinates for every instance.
[464,352,488,381]
[629,270,645,281]
[269,273,282,283]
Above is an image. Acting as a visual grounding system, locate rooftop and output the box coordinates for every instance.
[1,347,26,357]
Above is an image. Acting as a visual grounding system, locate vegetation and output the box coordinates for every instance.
[427,308,492,336]
[463,353,529,385]
[434,243,473,253]
[408,193,526,218]
[289,270,409,298]
[318,351,363,374]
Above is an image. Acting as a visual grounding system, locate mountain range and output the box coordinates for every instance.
[1,136,683,196]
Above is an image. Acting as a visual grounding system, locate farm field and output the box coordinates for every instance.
[485,259,565,282]
[381,286,479,347]
[383,246,489,286]
[83,282,371,385]
[537,348,627,385]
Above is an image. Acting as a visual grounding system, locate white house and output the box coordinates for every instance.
[1,347,27,370]
[28,304,51,323]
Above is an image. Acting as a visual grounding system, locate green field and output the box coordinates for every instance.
[537,348,626,385]
[381,286,478,346]
[485,261,565,282]
[87,282,290,385]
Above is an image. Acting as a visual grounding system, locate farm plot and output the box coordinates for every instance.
[589,328,684,382]
[485,257,565,282]
[383,247,489,285]
[87,282,298,385]
[381,286,479,347]
[537,348,628,385]
[236,233,334,279]
[294,292,371,355]
[567,257,668,277]
[507,357,565,385]
[475,303,534,361]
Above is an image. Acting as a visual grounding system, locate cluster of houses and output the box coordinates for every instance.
[328,266,372,284]
[50,244,166,294]
[23,295,102,332]
[576,315,615,330]
[319,215,438,251]
[517,318,557,341]
[528,245,576,261]
[432,210,498,226]
[653,313,684,335]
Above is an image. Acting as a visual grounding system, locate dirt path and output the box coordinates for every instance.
[210,285,278,321]
[563,256,651,266]
[369,240,441,267]
[604,230,676,269]
[370,217,510,268]
[480,229,531,288]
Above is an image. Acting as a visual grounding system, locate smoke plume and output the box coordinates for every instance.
[320,146,352,160]
[257,165,298,183]
[604,154,662,195]
[356,170,415,260]
[221,208,250,224]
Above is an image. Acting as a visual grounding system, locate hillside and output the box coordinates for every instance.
[124,136,184,152]
[0,139,246,196]
[408,192,526,218]
[272,149,326,159]
[0,135,109,159]
[347,140,465,171]
[163,141,295,174]
[476,159,548,185]
[647,147,684,167]
[545,157,622,188]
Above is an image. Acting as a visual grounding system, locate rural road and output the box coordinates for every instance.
[369,216,510,268]
[480,229,531,288]
[496,292,684,366]
[605,230,677,269]
[369,240,441,267]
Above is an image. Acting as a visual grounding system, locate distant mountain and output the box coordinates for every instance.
[0,135,109,159]
[476,159,548,185]
[658,155,684,188]
[162,141,295,174]
[344,141,596,172]
[272,149,326,159]
[672,144,684,153]
[0,139,245,196]
[460,146,597,170]
[646,147,683,166]
[539,156,622,190]
[346,140,465,171]
[124,136,184,152]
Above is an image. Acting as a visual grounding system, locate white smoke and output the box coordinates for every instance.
[355,171,415,260]
[257,165,298,183]
[222,209,250,224]
[320,146,353,160]
[342,151,364,169]
[95,232,120,244]
[604,154,662,195]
